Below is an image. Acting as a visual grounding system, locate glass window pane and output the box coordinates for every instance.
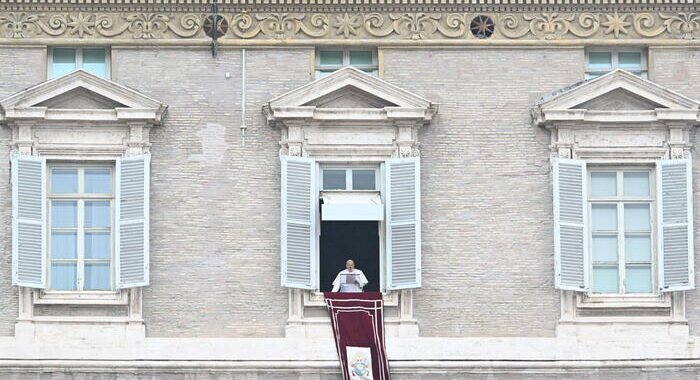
[85,169,112,194]
[51,48,76,78]
[51,262,77,290]
[591,204,617,231]
[85,231,111,259]
[352,170,375,190]
[317,70,335,78]
[363,69,378,76]
[319,50,343,66]
[588,52,612,70]
[85,201,111,228]
[51,231,77,259]
[592,234,618,262]
[623,172,649,196]
[350,50,373,65]
[323,170,346,190]
[624,204,650,231]
[82,48,107,77]
[625,233,652,262]
[626,265,652,293]
[619,52,642,69]
[591,172,616,196]
[52,201,77,228]
[51,169,78,193]
[84,262,111,290]
[593,265,619,293]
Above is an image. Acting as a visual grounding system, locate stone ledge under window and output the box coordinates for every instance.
[577,292,671,309]
[32,289,129,306]
[304,289,399,307]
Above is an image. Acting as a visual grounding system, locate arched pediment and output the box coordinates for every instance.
[0,69,167,123]
[534,69,700,125]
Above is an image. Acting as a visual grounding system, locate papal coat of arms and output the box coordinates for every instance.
[346,346,373,380]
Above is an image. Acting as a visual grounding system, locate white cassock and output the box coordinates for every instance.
[331,269,368,293]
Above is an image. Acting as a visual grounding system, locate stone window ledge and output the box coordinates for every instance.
[577,292,671,309]
[32,289,129,306]
[304,290,399,307]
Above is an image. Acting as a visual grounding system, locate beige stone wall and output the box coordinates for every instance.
[0,47,48,336]
[382,47,584,336]
[650,47,700,337]
[2,44,700,341]
[112,47,312,337]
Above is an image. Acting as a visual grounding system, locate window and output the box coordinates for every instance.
[585,49,647,79]
[321,168,378,190]
[589,168,654,294]
[49,47,109,79]
[316,49,378,78]
[48,165,114,290]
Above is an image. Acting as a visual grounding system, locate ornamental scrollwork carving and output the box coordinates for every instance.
[501,13,599,40]
[0,10,696,41]
[229,13,329,39]
[0,12,202,39]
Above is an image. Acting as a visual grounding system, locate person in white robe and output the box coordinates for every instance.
[331,259,368,293]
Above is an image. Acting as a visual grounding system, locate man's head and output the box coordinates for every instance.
[345,259,355,271]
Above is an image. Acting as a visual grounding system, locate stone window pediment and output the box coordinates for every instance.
[0,69,167,123]
[263,66,437,160]
[534,69,700,126]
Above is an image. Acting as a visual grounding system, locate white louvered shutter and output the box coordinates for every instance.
[11,154,46,288]
[657,159,694,292]
[281,155,317,289]
[385,157,421,290]
[115,153,150,288]
[553,158,588,291]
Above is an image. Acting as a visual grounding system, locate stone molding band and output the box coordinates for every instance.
[0,10,698,42]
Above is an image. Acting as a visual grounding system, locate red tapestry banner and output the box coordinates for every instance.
[324,291,390,380]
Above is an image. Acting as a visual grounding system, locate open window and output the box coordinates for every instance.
[265,67,436,337]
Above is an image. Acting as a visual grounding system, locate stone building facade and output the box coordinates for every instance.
[1,0,700,378]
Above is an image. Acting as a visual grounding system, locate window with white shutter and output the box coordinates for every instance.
[115,154,150,289]
[11,154,47,289]
[385,157,421,290]
[657,159,694,292]
[552,158,588,291]
[280,155,317,289]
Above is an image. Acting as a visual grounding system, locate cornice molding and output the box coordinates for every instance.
[0,8,698,43]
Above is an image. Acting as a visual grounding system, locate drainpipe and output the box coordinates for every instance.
[240,48,247,146]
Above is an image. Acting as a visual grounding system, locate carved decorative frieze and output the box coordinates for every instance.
[0,10,698,42]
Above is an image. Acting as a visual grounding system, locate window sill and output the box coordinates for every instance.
[577,292,670,309]
[33,289,129,305]
[304,290,398,307]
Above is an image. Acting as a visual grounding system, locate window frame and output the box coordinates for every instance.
[317,163,385,292]
[587,165,657,297]
[585,48,648,79]
[320,166,380,191]
[315,48,378,78]
[47,162,115,292]
[48,46,111,79]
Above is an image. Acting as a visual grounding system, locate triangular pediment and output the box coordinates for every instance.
[35,87,128,109]
[0,69,167,122]
[534,69,700,124]
[265,67,436,123]
[574,88,666,111]
[269,66,430,108]
[304,88,398,108]
[538,69,698,112]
